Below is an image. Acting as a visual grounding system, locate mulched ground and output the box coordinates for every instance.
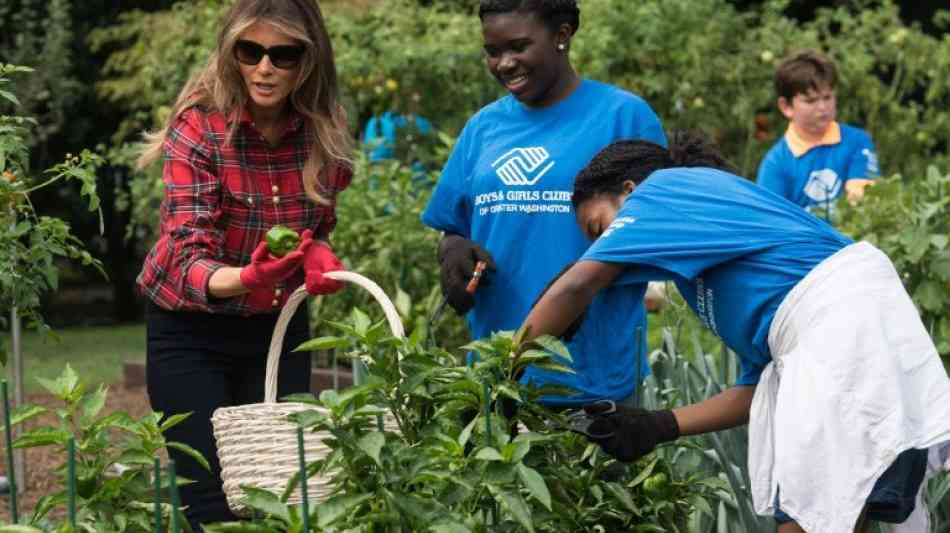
[0,384,153,523]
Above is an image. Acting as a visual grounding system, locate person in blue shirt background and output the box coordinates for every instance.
[757,50,879,225]
[362,107,433,162]
[421,0,666,407]
[518,132,950,533]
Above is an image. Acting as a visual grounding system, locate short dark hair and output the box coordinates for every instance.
[774,50,838,101]
[478,0,580,35]
[572,130,735,208]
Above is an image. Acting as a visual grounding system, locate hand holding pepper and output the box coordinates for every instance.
[304,241,345,295]
[240,229,313,290]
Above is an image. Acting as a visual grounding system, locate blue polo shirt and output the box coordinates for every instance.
[584,167,852,385]
[422,79,666,405]
[757,123,878,224]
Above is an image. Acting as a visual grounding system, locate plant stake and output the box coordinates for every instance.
[169,460,181,533]
[67,438,77,528]
[1,380,17,522]
[153,458,162,533]
[297,426,310,532]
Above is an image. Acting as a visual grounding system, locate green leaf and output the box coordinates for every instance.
[10,404,46,426]
[0,526,46,532]
[457,415,478,449]
[316,493,373,528]
[604,481,638,515]
[0,90,21,107]
[930,253,950,282]
[159,412,192,433]
[240,485,291,521]
[503,439,530,463]
[395,287,412,319]
[13,427,71,448]
[116,449,156,466]
[474,447,504,461]
[913,280,944,313]
[516,463,551,510]
[293,336,350,352]
[357,431,385,465]
[495,490,534,533]
[530,335,572,361]
[79,385,108,423]
[167,441,211,472]
[931,234,949,250]
[350,307,372,336]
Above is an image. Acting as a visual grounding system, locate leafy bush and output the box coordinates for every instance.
[838,167,950,357]
[0,64,104,361]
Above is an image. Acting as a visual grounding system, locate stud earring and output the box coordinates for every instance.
[557,43,566,51]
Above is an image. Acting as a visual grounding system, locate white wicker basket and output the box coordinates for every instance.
[211,271,405,514]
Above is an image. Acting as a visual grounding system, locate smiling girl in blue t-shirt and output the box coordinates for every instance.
[422,0,666,406]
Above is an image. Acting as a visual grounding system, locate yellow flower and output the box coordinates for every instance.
[385,79,399,91]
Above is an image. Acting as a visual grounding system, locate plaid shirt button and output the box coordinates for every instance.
[272,196,280,205]
[275,288,283,296]
[271,185,279,193]
[271,298,279,307]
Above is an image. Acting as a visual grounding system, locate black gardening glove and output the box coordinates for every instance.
[438,234,496,314]
[582,401,680,463]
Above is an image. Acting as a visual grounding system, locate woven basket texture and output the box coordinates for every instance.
[210,272,405,514]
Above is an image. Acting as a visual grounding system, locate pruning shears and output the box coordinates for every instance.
[562,400,617,440]
[427,260,488,345]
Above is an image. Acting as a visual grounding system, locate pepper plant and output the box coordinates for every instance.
[205,309,719,532]
[7,364,204,531]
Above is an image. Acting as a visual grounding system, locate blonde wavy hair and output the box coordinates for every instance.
[137,0,352,204]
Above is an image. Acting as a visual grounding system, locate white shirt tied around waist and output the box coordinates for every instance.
[749,241,950,533]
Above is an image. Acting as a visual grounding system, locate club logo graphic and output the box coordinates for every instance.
[804,168,841,203]
[492,147,555,186]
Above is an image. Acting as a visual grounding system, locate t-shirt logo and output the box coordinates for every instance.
[803,168,841,203]
[862,148,879,175]
[492,146,556,186]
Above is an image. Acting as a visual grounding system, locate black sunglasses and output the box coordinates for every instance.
[234,39,305,69]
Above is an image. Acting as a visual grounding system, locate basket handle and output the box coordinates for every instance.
[264,270,406,404]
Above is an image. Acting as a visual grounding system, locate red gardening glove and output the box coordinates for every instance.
[304,241,345,295]
[239,230,313,290]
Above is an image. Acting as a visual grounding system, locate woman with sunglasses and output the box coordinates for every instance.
[422,0,666,408]
[135,0,351,527]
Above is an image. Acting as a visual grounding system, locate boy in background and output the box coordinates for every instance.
[757,50,879,224]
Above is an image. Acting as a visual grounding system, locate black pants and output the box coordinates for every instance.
[145,302,311,530]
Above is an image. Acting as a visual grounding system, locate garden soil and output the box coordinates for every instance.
[0,385,154,523]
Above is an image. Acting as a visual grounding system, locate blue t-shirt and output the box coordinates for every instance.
[583,168,853,385]
[422,79,666,405]
[756,123,879,223]
[363,112,433,161]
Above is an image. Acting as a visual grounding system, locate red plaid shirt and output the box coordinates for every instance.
[137,106,352,315]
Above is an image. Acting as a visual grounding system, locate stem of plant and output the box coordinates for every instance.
[153,458,162,533]
[169,460,181,533]
[297,426,310,532]
[67,437,77,528]
[1,380,18,523]
[482,381,491,446]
